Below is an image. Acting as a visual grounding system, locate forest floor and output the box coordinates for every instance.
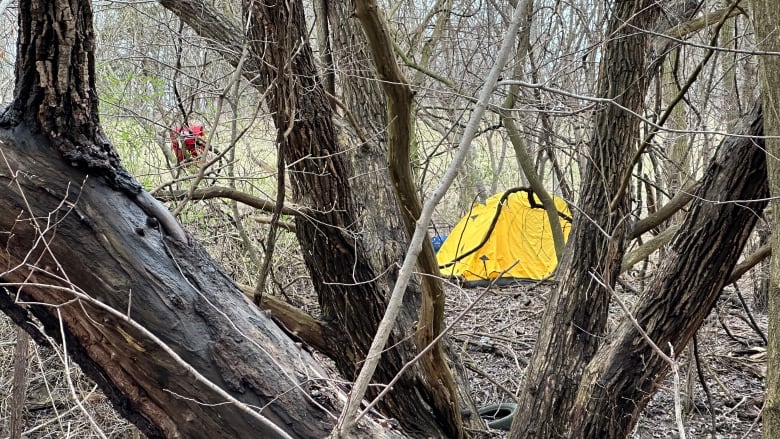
[451,280,766,439]
[0,279,768,438]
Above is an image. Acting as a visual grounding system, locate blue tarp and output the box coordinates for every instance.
[431,234,448,253]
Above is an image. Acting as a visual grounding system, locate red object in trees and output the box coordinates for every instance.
[170,125,205,163]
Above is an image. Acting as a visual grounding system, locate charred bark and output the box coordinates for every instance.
[3,0,135,193]
[0,130,337,438]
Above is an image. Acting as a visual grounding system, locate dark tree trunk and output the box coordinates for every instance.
[0,1,397,438]
[327,0,478,433]
[0,134,333,438]
[511,1,660,437]
[239,0,466,436]
[6,0,137,194]
[571,103,767,437]
[327,0,410,282]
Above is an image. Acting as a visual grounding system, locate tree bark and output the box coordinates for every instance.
[327,0,410,282]
[751,1,780,437]
[0,1,396,438]
[5,0,137,195]
[327,0,481,433]
[239,0,467,435]
[570,102,767,437]
[510,1,660,437]
[350,0,465,435]
[0,132,340,438]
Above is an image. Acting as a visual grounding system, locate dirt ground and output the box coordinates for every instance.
[0,280,768,438]
[450,281,766,439]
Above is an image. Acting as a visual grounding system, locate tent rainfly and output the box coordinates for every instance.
[437,188,572,283]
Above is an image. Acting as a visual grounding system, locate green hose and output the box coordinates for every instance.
[477,402,517,430]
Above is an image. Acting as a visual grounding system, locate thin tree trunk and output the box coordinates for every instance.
[500,0,567,259]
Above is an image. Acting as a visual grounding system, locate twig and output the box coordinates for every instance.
[0,0,14,16]
[464,361,520,404]
[692,335,717,437]
[358,266,518,420]
[670,345,686,439]
[732,283,767,345]
[739,399,763,439]
[21,385,100,436]
[701,354,734,401]
[723,396,748,416]
[10,326,30,439]
[254,72,295,305]
[30,340,67,431]
[591,271,686,439]
[716,307,748,346]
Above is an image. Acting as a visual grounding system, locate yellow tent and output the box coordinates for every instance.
[437,188,572,282]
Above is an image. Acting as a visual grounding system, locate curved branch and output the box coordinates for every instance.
[621,224,680,273]
[630,179,702,239]
[728,243,771,285]
[661,6,744,41]
[349,0,462,436]
[154,186,310,217]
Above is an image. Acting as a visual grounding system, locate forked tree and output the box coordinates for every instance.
[510,0,770,436]
[1,0,774,438]
[0,1,394,437]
